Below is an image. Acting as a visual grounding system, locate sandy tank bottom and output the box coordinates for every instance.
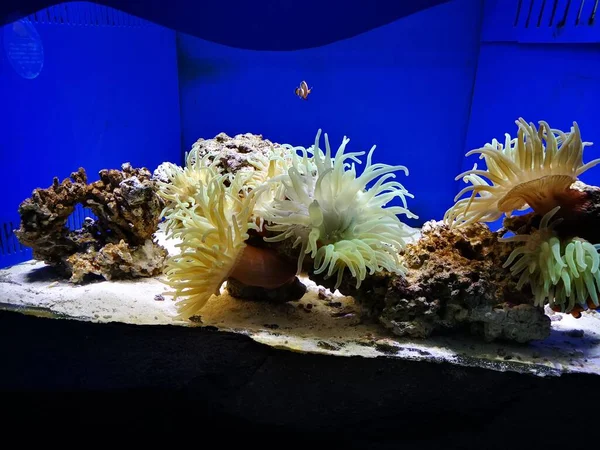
[1,223,599,378]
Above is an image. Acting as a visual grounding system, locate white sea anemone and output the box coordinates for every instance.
[257,129,418,290]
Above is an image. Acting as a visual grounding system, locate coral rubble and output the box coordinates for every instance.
[15,163,167,283]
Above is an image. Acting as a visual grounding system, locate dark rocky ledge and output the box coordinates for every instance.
[0,311,597,448]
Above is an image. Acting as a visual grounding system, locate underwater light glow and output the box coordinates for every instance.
[3,19,44,79]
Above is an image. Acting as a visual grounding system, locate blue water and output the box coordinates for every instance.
[1,0,600,269]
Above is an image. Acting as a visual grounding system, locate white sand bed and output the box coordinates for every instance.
[1,225,599,378]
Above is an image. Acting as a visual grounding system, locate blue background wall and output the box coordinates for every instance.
[177,0,484,228]
[0,3,181,267]
[2,0,600,269]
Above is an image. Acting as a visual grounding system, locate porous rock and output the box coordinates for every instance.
[503,181,600,245]
[15,167,89,265]
[380,221,550,343]
[152,161,180,184]
[312,221,550,343]
[85,163,163,244]
[14,163,167,283]
[188,132,282,176]
[66,239,168,283]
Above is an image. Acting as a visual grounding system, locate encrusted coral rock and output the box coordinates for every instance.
[86,163,163,244]
[385,221,551,342]
[152,161,180,184]
[467,303,551,343]
[188,132,282,175]
[312,221,550,343]
[15,163,167,283]
[15,168,89,264]
[381,221,550,342]
[66,239,168,283]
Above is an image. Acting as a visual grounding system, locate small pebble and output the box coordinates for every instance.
[317,341,340,351]
[331,308,355,318]
[189,315,203,323]
[566,329,584,338]
[375,342,399,355]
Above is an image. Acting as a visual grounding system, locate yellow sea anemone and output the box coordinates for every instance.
[243,145,296,229]
[257,129,418,290]
[500,206,600,315]
[240,145,293,190]
[161,170,260,319]
[155,152,219,235]
[445,118,600,228]
[156,142,293,234]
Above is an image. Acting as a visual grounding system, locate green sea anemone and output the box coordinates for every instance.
[257,129,418,290]
[445,118,600,228]
[500,206,600,314]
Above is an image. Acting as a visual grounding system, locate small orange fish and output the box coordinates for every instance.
[295,80,312,100]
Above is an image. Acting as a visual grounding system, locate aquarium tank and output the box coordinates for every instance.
[1,0,599,444]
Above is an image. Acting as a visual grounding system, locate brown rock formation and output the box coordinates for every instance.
[15,163,167,283]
